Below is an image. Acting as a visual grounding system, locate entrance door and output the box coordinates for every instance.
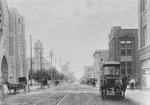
[1,56,8,82]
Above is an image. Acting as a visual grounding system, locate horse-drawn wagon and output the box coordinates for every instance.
[6,77,30,93]
[100,61,129,100]
[40,77,50,89]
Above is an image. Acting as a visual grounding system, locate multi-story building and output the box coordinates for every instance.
[27,40,50,72]
[138,0,150,87]
[93,50,109,83]
[84,65,94,79]
[108,26,139,78]
[9,8,27,83]
[0,0,10,83]
[0,0,27,83]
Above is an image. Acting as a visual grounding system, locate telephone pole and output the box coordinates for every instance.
[40,49,43,70]
[49,47,55,82]
[29,35,33,86]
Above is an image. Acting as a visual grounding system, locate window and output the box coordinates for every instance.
[121,62,126,67]
[120,40,132,55]
[141,25,147,47]
[121,41,126,48]
[142,0,147,12]
[127,62,132,67]
[127,68,131,74]
[127,41,131,48]
[121,49,126,54]
[127,49,131,54]
[121,69,125,74]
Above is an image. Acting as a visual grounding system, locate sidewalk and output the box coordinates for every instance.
[126,89,150,105]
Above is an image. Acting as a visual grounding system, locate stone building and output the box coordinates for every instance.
[138,0,150,87]
[108,26,139,78]
[0,0,27,83]
[93,50,109,83]
[0,0,10,83]
[9,8,27,83]
[27,40,50,72]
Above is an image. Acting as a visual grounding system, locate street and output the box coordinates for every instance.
[1,83,141,105]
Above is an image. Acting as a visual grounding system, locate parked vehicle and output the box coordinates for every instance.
[100,61,128,100]
[40,77,50,89]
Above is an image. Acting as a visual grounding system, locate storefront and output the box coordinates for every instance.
[141,58,150,88]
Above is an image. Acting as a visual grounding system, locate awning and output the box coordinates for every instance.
[103,61,120,67]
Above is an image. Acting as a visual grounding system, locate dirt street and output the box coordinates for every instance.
[1,83,140,105]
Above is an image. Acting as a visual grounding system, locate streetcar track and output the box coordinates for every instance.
[33,95,53,105]
[57,92,69,105]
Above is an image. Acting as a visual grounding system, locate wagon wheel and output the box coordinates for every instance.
[26,84,30,92]
[47,83,50,88]
[40,83,43,89]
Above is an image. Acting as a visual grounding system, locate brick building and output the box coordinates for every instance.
[138,0,150,87]
[108,26,139,78]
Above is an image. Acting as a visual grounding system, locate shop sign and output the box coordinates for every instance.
[121,56,132,61]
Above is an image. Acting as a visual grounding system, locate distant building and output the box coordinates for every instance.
[84,65,94,78]
[61,62,70,76]
[138,0,150,87]
[93,50,109,83]
[108,26,139,78]
[27,40,50,71]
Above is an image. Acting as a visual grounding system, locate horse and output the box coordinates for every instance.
[91,78,97,87]
[5,81,17,94]
[120,75,130,100]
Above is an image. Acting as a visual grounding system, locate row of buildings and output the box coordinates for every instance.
[0,0,27,83]
[84,0,150,88]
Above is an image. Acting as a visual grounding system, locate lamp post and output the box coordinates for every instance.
[29,35,33,86]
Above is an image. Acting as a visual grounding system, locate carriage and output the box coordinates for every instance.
[100,61,127,99]
[5,77,30,93]
[40,77,50,89]
[16,77,30,92]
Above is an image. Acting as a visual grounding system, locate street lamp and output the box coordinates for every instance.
[29,35,33,86]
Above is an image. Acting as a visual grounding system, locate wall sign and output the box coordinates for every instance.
[121,56,132,61]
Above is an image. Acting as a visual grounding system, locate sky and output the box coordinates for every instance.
[6,0,138,79]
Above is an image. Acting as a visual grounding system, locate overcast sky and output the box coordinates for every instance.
[6,0,138,79]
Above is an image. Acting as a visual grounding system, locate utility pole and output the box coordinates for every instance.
[49,48,55,83]
[29,35,32,86]
[40,49,43,70]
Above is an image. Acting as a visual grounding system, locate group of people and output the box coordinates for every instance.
[127,77,141,91]
[129,78,136,91]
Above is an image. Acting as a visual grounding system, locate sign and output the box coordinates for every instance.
[121,56,132,61]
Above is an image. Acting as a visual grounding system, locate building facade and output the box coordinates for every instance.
[93,50,109,83]
[9,8,27,83]
[109,26,139,78]
[84,65,94,79]
[0,0,27,83]
[0,0,10,83]
[27,40,50,72]
[138,0,150,87]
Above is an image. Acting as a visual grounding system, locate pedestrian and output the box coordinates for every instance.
[129,78,135,91]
